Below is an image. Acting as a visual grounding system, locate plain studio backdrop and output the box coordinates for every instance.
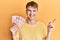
[0,0,60,40]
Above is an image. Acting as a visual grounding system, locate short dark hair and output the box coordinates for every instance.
[26,1,38,9]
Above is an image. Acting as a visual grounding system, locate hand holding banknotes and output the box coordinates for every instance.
[10,16,25,35]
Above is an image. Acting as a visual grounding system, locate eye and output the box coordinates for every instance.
[27,9,31,12]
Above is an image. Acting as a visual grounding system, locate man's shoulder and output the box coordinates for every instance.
[37,21,47,30]
[37,21,45,25]
[21,21,27,26]
[36,21,46,28]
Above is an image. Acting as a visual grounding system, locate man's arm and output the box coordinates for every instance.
[12,33,20,40]
[10,25,20,40]
[43,29,50,40]
[43,19,56,40]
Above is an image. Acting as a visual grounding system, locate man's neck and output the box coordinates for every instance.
[26,18,37,25]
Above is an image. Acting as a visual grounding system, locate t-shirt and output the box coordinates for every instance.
[16,21,47,40]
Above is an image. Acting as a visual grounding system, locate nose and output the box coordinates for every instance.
[30,11,33,14]
[29,11,33,17]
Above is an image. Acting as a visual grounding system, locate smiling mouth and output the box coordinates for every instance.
[30,15,33,17]
[29,14,34,17]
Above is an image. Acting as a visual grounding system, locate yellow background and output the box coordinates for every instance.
[0,0,60,40]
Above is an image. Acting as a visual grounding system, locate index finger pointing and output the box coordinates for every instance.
[52,18,56,23]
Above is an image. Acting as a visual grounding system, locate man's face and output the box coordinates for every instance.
[26,6,38,20]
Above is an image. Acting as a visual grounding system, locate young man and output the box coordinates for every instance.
[10,1,56,40]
